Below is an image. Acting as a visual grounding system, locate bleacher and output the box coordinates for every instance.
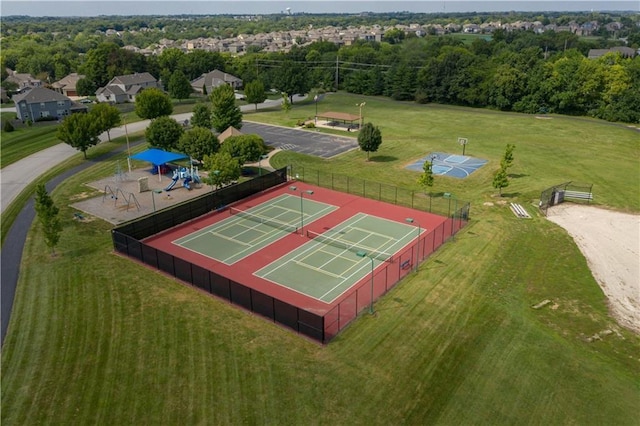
[510,203,531,219]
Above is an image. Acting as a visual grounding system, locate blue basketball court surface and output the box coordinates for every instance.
[406,152,488,178]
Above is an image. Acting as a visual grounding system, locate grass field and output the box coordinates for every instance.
[0,122,61,168]
[2,93,639,424]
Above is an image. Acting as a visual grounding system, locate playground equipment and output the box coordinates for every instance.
[102,185,141,211]
[164,166,201,191]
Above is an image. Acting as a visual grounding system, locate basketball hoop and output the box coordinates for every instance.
[458,137,468,155]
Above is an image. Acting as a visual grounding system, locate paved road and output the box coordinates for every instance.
[0,96,299,214]
[0,94,304,346]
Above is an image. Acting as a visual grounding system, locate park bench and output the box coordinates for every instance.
[563,190,593,202]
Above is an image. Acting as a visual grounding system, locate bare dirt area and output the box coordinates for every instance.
[70,167,211,225]
[546,204,640,334]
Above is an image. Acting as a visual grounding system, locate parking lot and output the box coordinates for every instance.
[241,121,359,159]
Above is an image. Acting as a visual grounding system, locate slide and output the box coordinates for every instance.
[164,171,180,191]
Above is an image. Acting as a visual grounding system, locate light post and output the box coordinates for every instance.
[258,154,269,176]
[405,218,421,273]
[357,102,366,128]
[356,251,375,314]
[289,186,314,234]
[151,189,163,212]
[124,116,132,173]
[444,192,458,240]
[211,170,220,192]
[314,94,319,124]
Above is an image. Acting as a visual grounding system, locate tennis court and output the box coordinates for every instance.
[173,194,337,265]
[254,213,422,303]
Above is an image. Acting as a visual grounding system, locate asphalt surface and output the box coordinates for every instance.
[0,93,356,347]
[242,121,358,158]
[1,142,140,345]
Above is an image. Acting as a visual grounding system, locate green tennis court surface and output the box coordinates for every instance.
[173,194,337,265]
[254,213,422,303]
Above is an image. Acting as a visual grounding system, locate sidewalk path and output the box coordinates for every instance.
[0,94,304,346]
[0,96,299,214]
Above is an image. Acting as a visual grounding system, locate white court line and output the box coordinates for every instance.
[293,260,346,279]
[319,260,374,301]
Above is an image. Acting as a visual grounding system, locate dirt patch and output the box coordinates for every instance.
[70,168,210,225]
[546,204,640,334]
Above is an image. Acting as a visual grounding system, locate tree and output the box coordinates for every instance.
[281,93,291,112]
[357,122,382,161]
[274,60,311,104]
[145,116,184,151]
[178,127,220,162]
[90,103,121,142]
[202,151,241,189]
[75,77,96,97]
[210,84,243,133]
[502,144,516,170]
[219,134,267,165]
[191,103,212,129]
[34,183,62,256]
[56,113,101,159]
[168,70,192,101]
[492,166,509,196]
[417,159,435,193]
[244,80,267,111]
[135,88,173,120]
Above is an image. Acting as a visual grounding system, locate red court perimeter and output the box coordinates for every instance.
[144,182,450,318]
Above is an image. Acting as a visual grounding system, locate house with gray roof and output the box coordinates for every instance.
[13,87,87,122]
[51,73,85,97]
[191,70,243,94]
[96,72,158,103]
[5,71,42,94]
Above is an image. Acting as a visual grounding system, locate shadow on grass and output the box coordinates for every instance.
[425,259,447,269]
[369,155,398,162]
[498,192,520,198]
[508,173,528,179]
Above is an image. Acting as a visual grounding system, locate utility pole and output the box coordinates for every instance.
[335,55,339,91]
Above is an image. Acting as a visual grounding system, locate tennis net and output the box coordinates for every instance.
[306,230,394,262]
[230,207,298,233]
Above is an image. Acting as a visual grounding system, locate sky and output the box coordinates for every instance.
[1,1,638,17]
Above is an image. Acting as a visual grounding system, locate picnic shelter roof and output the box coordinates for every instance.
[130,148,189,165]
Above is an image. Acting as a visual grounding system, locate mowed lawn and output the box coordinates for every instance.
[0,121,61,168]
[2,94,639,425]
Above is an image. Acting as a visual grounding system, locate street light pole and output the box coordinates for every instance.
[290,186,313,234]
[356,251,375,314]
[314,94,319,124]
[258,154,269,176]
[357,102,366,128]
[124,116,132,173]
[405,218,421,273]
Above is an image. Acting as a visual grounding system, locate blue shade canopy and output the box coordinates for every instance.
[130,148,188,165]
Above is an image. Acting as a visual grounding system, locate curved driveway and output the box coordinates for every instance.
[1,93,351,345]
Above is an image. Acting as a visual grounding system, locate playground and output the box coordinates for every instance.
[71,164,209,224]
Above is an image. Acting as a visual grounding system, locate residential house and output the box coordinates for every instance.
[12,87,87,122]
[51,73,85,97]
[588,46,637,59]
[217,126,244,143]
[5,71,42,93]
[96,72,158,103]
[191,70,243,94]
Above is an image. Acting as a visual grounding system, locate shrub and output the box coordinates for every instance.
[3,120,15,132]
[304,122,316,129]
